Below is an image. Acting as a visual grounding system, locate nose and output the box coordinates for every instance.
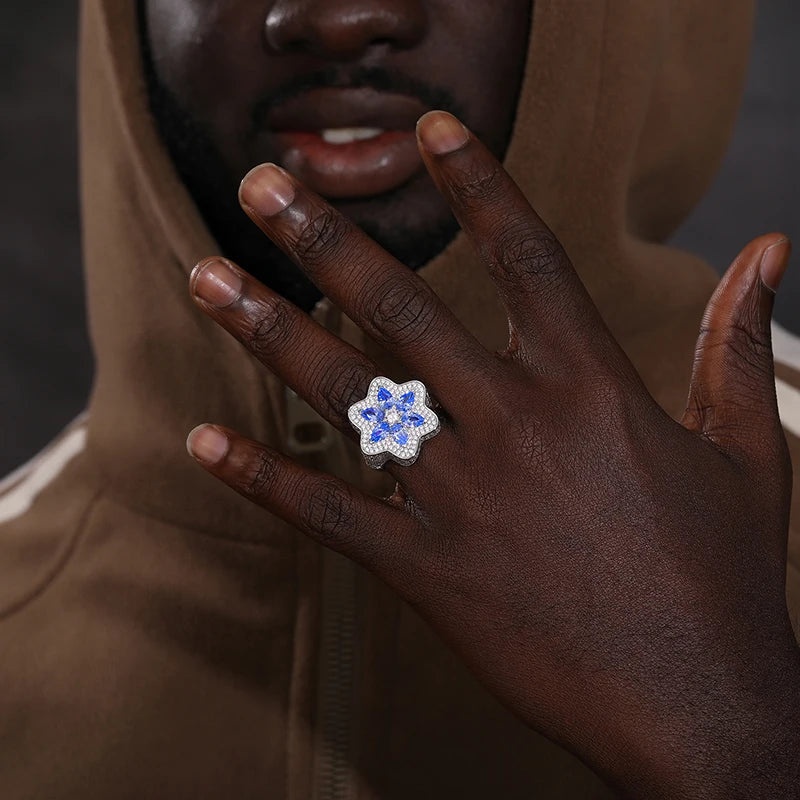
[264,0,427,61]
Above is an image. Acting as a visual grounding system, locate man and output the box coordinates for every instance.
[1,1,798,797]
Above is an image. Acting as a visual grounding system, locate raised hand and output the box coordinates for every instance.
[186,111,800,799]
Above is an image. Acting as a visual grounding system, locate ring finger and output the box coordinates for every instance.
[189,256,453,476]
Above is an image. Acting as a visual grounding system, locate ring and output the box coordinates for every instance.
[348,376,441,469]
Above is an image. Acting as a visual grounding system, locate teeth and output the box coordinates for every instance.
[320,127,384,145]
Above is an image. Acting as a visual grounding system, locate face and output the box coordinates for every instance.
[141,0,532,308]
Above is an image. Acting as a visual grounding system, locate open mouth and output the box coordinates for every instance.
[271,128,421,199]
[318,126,385,144]
[263,88,428,200]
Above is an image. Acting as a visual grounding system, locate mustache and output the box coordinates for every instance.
[250,65,466,135]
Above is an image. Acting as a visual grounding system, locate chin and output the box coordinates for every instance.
[328,176,459,270]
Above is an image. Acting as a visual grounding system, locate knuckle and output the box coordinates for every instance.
[243,295,293,357]
[569,369,635,431]
[699,286,773,380]
[368,279,437,344]
[292,207,349,264]
[301,479,358,543]
[489,227,568,286]
[450,160,506,209]
[586,372,630,411]
[725,321,772,372]
[242,449,279,499]
[314,354,370,422]
[697,320,773,389]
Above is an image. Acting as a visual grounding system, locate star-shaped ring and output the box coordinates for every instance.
[348,377,441,469]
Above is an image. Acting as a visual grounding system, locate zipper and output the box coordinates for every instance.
[298,299,366,800]
[314,549,359,800]
[285,381,360,800]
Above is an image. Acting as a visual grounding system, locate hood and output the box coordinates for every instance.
[78,0,754,536]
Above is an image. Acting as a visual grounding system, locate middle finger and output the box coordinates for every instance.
[238,163,493,413]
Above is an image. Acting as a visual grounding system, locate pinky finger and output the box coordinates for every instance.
[186,423,425,580]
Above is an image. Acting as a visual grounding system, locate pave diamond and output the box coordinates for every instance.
[347,376,441,469]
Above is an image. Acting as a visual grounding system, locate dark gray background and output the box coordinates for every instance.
[1,2,797,476]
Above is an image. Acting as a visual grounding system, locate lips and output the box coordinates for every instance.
[261,87,428,200]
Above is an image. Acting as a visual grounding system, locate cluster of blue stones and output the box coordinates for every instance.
[361,387,426,446]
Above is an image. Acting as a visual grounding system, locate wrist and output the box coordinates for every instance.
[580,639,800,799]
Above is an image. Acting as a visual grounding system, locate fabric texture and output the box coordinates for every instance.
[2,0,799,797]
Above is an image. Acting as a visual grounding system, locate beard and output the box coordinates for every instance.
[137,6,462,311]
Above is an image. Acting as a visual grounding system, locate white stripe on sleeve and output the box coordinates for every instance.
[0,416,89,525]
[773,322,800,373]
[776,378,800,440]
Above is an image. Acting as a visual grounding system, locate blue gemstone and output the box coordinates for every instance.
[388,423,403,433]
[395,430,409,445]
[361,407,378,421]
[371,423,391,442]
[377,387,392,402]
[407,412,425,427]
[400,391,415,405]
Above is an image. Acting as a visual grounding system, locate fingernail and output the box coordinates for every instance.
[760,237,791,292]
[186,424,230,465]
[192,259,242,308]
[239,163,295,217]
[416,111,470,155]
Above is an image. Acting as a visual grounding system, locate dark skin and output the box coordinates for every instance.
[142,1,800,796]
[141,0,532,307]
[185,120,800,798]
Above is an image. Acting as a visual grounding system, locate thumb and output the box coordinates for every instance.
[682,234,792,465]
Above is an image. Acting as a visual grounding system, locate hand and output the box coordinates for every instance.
[186,111,800,799]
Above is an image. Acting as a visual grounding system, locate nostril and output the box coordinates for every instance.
[264,1,427,60]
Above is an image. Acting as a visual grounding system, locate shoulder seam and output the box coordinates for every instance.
[0,487,103,621]
[0,425,89,521]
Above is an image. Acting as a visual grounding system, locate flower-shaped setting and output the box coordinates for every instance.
[348,377,441,469]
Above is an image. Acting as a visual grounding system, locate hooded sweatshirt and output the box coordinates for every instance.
[2,1,799,797]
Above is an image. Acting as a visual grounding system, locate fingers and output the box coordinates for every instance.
[186,423,428,580]
[190,256,378,435]
[415,111,611,361]
[682,234,792,466]
[237,163,492,411]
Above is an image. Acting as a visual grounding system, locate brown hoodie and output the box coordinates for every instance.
[2,0,799,797]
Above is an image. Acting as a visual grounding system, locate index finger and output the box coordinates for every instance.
[416,111,612,364]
